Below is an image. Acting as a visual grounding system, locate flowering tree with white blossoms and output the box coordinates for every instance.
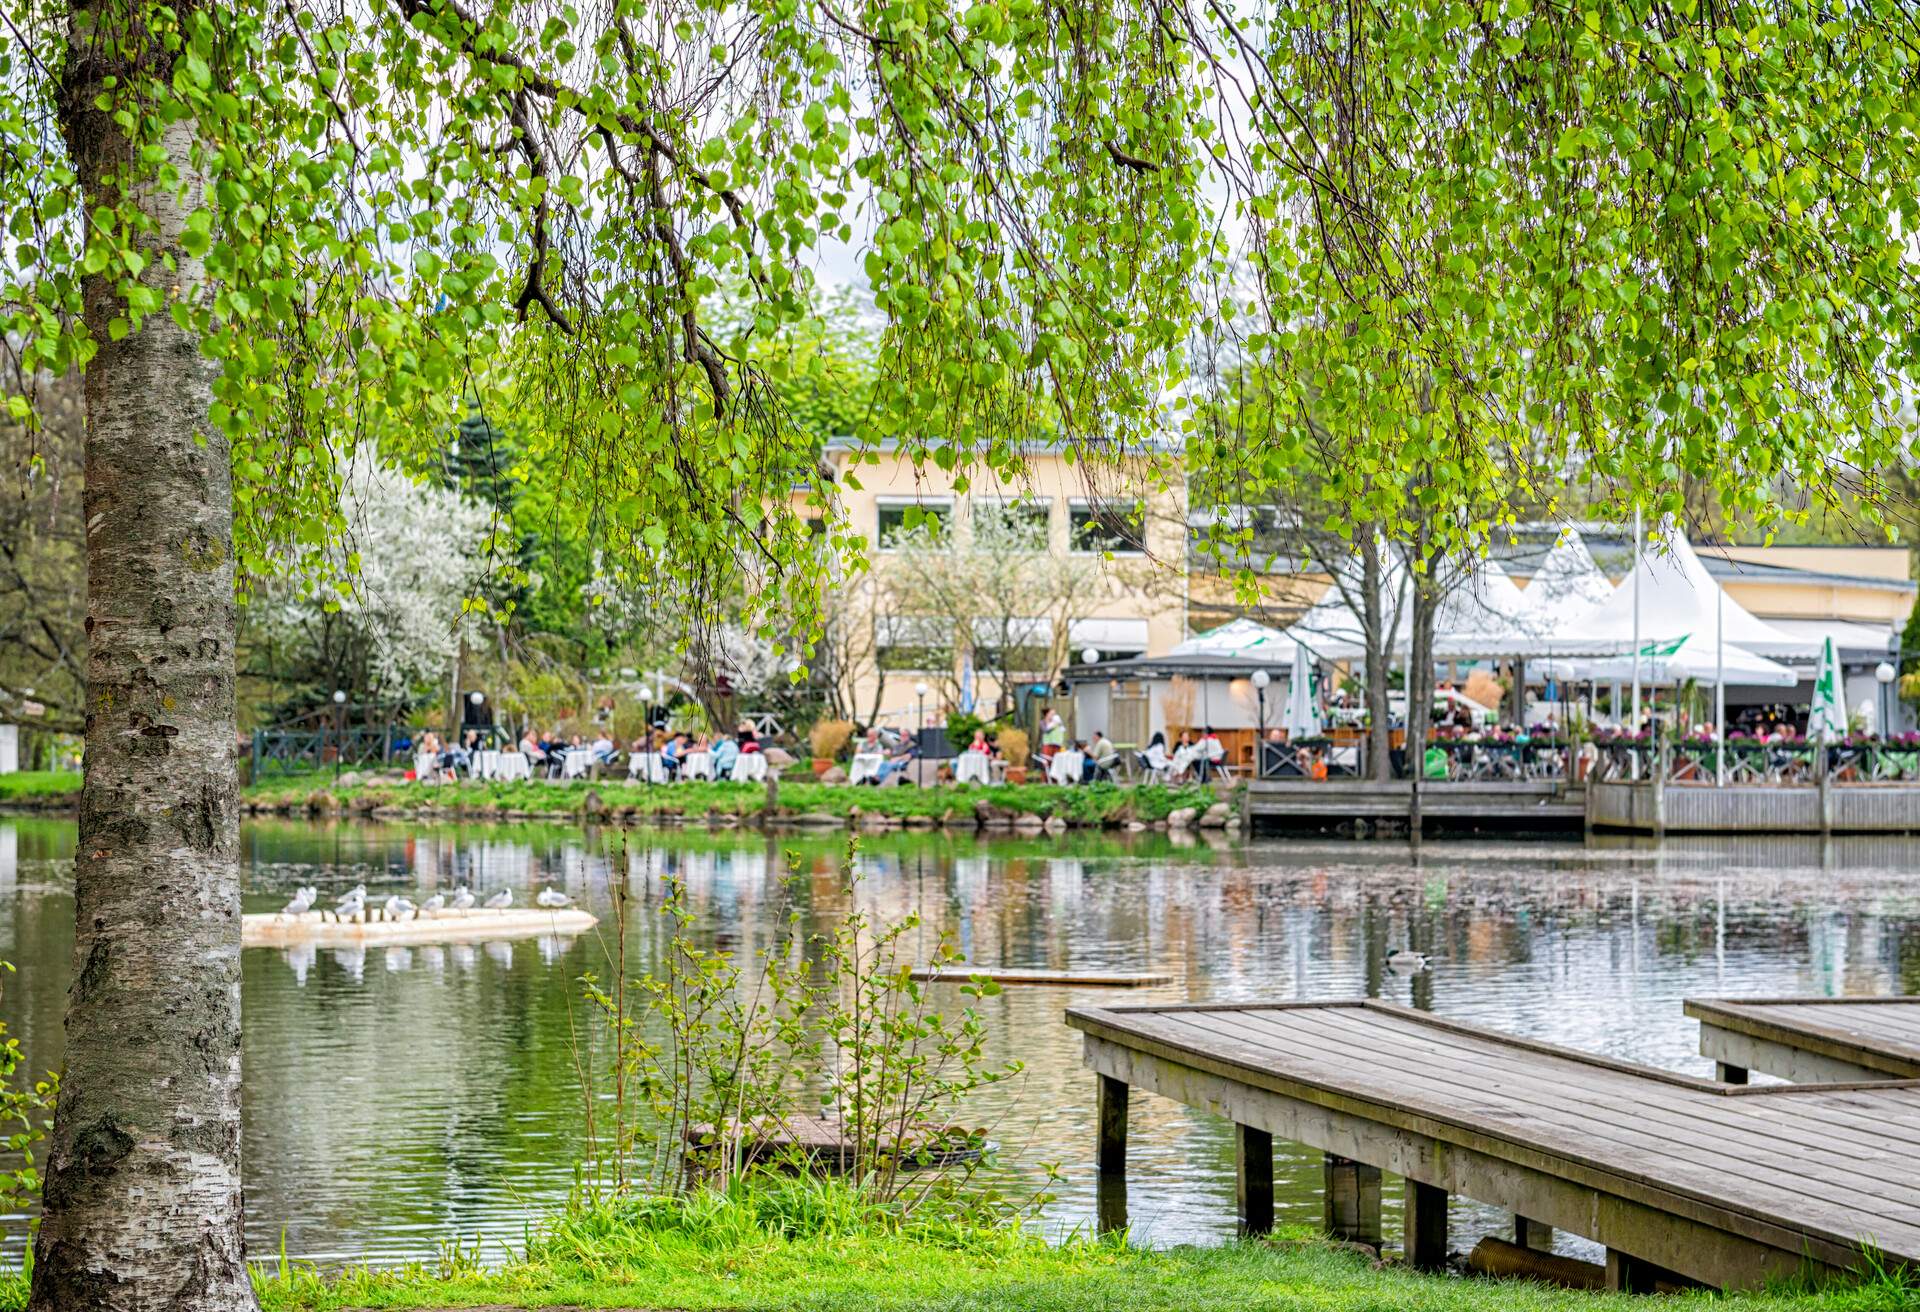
[251,451,494,707]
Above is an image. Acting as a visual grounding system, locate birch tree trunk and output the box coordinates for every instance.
[32,3,256,1308]
[1359,536,1393,783]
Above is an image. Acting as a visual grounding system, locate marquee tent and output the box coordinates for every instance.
[1563,534,1814,658]
[1575,634,1800,688]
[1518,530,1615,632]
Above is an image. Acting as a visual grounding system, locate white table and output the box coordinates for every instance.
[731,752,768,783]
[629,752,668,783]
[849,752,886,785]
[563,749,595,780]
[681,751,711,780]
[493,752,531,781]
[472,749,501,779]
[1047,749,1085,786]
[953,753,990,785]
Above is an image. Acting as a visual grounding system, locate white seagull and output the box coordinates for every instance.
[382,895,416,922]
[420,893,446,915]
[332,885,367,921]
[483,888,513,910]
[535,886,573,909]
[450,886,476,911]
[281,888,314,917]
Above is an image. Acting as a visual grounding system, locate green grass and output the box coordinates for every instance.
[226,1184,1913,1312]
[242,774,1225,826]
[0,771,79,802]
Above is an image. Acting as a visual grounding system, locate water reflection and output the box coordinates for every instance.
[0,816,1913,1265]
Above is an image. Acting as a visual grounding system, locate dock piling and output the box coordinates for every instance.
[1235,1124,1273,1236]
[1514,1214,1553,1251]
[1095,1073,1128,1174]
[1404,1179,1449,1270]
[1714,1061,1749,1085]
[1321,1153,1381,1246]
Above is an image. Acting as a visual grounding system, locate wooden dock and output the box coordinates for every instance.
[1246,781,1584,832]
[1591,780,1920,835]
[1065,999,1920,1290]
[1688,997,1920,1083]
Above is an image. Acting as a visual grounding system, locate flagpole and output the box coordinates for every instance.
[1630,506,1643,776]
[1715,577,1725,786]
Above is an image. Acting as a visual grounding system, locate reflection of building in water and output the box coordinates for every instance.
[477,841,534,892]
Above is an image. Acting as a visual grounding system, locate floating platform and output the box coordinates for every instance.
[1246,780,1585,832]
[1591,780,1920,835]
[1687,996,1920,1082]
[1068,998,1920,1290]
[911,966,1173,987]
[686,1113,984,1170]
[242,906,597,949]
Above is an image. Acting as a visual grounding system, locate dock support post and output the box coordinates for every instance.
[1404,1179,1449,1271]
[1605,1249,1659,1293]
[1096,1074,1128,1174]
[1235,1124,1273,1236]
[1095,1074,1128,1236]
[1321,1154,1381,1246]
[1514,1214,1552,1251]
[1714,1061,1749,1085]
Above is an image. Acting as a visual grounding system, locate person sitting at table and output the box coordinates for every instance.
[873,737,917,786]
[1196,726,1225,782]
[590,730,617,765]
[1169,729,1198,781]
[737,721,761,754]
[518,727,546,767]
[861,726,884,754]
[712,734,740,778]
[1141,731,1170,778]
[658,732,684,780]
[1084,730,1118,782]
[967,728,992,755]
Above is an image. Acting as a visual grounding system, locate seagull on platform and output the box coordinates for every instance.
[535,886,572,909]
[382,895,416,922]
[1386,949,1430,974]
[332,885,367,921]
[281,888,315,917]
[420,893,446,915]
[484,888,513,910]
[449,885,475,911]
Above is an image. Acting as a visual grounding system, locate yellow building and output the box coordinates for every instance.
[808,440,1188,730]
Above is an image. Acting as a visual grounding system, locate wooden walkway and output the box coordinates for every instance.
[1246,781,1584,831]
[1066,1000,1920,1291]
[1688,997,1920,1083]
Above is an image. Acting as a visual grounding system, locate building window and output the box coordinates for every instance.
[876,616,953,672]
[972,498,1051,550]
[1071,499,1145,555]
[877,499,952,550]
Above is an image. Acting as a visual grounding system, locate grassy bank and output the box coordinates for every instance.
[183,1188,1920,1312]
[0,771,79,807]
[239,774,1230,829]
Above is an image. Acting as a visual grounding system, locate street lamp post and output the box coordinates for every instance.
[331,689,346,783]
[914,680,929,751]
[1875,661,1897,740]
[1251,670,1271,778]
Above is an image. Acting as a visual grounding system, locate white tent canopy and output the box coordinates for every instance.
[1170,617,1293,661]
[1562,533,1814,658]
[1518,530,1615,632]
[1574,635,1800,688]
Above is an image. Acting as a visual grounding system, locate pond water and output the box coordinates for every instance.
[0,816,1915,1266]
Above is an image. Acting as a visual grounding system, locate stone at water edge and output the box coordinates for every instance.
[818,765,848,784]
[1012,813,1045,831]
[1126,820,1148,832]
[1165,806,1198,829]
[1199,802,1233,829]
[1042,815,1068,834]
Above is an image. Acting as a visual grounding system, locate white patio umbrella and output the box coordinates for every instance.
[1808,636,1847,741]
[1283,642,1321,738]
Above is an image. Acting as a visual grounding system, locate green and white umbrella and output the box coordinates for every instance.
[1808,636,1847,742]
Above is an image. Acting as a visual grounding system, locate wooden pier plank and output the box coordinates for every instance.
[1066,1000,1920,1286]
[1170,1008,1920,1217]
[1687,998,1920,1081]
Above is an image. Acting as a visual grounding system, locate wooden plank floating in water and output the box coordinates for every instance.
[1066,998,1920,1291]
[242,907,597,949]
[910,966,1174,987]
[685,1114,984,1170]
[1688,996,1920,1083]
